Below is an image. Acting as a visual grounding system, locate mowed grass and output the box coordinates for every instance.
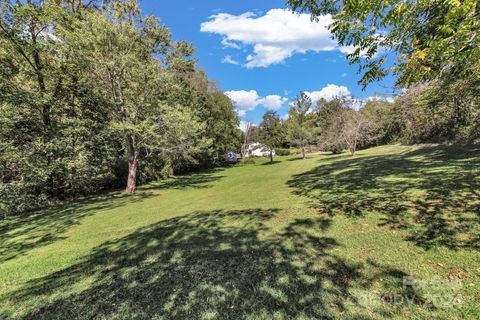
[0,144,479,319]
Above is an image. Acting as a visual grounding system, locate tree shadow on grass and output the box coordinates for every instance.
[261,160,282,166]
[0,191,156,264]
[287,145,480,250]
[286,156,314,161]
[1,169,227,264]
[7,209,417,319]
[142,168,225,191]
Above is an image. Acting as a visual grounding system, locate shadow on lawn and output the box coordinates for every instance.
[8,209,415,319]
[0,170,225,264]
[261,160,282,166]
[287,145,480,250]
[0,191,155,264]
[143,168,225,191]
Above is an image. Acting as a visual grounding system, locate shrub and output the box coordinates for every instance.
[275,148,290,156]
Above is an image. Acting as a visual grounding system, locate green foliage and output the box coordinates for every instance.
[286,92,316,157]
[314,97,349,153]
[360,99,395,145]
[274,148,291,156]
[0,0,240,215]
[287,0,480,89]
[258,111,284,161]
[286,0,479,148]
[388,82,480,144]
[185,73,242,167]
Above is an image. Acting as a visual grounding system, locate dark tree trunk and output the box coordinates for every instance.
[126,135,138,193]
[270,149,273,162]
[301,146,305,159]
[28,14,50,130]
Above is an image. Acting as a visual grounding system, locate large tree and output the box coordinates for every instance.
[315,98,349,154]
[287,92,315,159]
[258,111,283,162]
[186,71,242,166]
[315,98,379,155]
[287,0,480,88]
[0,0,119,214]
[0,0,241,215]
[342,109,377,156]
[69,0,200,193]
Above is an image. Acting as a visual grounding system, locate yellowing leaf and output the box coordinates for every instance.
[412,50,427,60]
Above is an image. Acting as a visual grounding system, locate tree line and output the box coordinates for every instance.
[254,83,479,163]
[252,0,479,162]
[0,0,242,216]
[1,0,478,214]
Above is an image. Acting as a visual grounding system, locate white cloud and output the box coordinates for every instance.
[222,55,240,65]
[338,45,357,55]
[365,95,395,103]
[262,95,288,110]
[237,109,247,117]
[225,90,288,117]
[305,84,351,104]
[221,38,241,49]
[225,90,261,110]
[201,9,357,68]
[351,95,395,110]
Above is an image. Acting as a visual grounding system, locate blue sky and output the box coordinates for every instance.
[141,0,397,124]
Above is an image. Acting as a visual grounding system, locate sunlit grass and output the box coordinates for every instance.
[0,144,479,319]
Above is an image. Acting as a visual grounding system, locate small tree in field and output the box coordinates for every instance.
[258,111,283,162]
[343,109,376,155]
[315,97,348,154]
[72,2,198,193]
[287,92,314,159]
[241,121,254,159]
[316,97,378,155]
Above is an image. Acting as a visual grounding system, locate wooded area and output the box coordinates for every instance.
[1,0,479,217]
[0,0,242,215]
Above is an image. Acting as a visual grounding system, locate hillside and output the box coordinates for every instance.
[1,144,479,319]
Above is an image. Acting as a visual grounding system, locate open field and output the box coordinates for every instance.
[1,144,479,319]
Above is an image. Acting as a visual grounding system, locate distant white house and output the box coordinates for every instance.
[245,143,276,157]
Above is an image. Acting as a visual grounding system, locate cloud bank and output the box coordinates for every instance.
[304,84,351,104]
[201,9,353,68]
[225,90,288,116]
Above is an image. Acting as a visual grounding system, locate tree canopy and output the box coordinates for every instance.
[258,111,284,162]
[0,0,241,215]
[287,0,480,88]
[286,92,315,159]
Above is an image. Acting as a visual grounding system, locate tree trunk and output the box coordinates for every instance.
[126,135,138,193]
[351,138,357,156]
[301,145,305,159]
[270,149,273,162]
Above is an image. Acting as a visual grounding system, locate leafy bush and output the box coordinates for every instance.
[275,148,290,156]
[289,147,316,155]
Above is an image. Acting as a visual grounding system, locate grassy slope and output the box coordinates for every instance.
[0,145,479,319]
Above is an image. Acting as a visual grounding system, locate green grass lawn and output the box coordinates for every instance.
[1,144,479,319]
